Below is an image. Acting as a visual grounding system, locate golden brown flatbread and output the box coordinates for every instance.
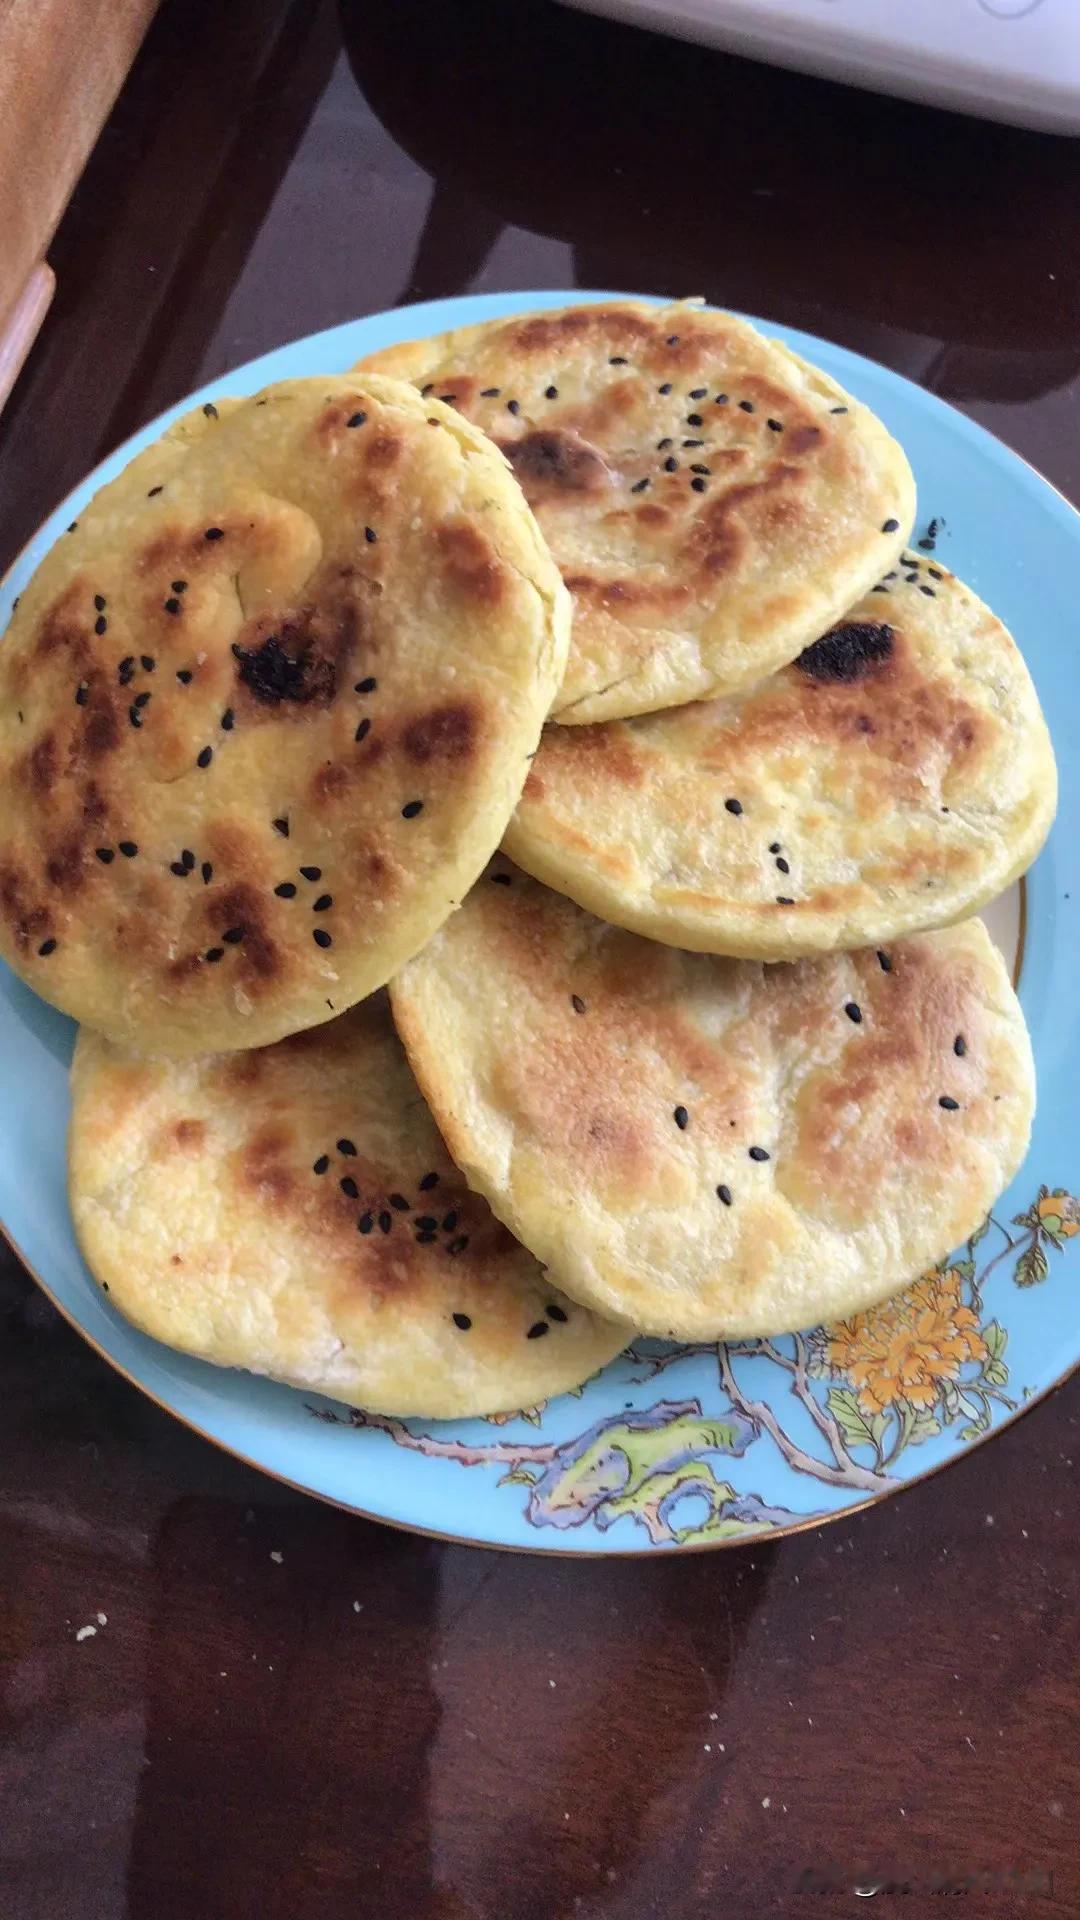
[505,565,1056,958]
[69,996,629,1418]
[0,376,567,1053]
[359,299,915,723]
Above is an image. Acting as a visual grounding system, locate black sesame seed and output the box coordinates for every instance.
[68,522,78,533]
[690,463,711,476]
[920,584,936,598]
[37,938,57,956]
[749,1145,770,1162]
[202,401,218,419]
[682,439,704,449]
[830,405,849,415]
[658,383,673,396]
[379,1211,392,1234]
[571,993,586,1015]
[663,456,678,473]
[691,477,708,493]
[939,1095,960,1111]
[347,410,367,428]
[118,655,134,679]
[881,518,900,534]
[507,399,520,416]
[401,800,423,819]
[688,387,707,400]
[844,1001,862,1024]
[164,597,182,616]
[725,798,743,816]
[221,708,235,731]
[739,400,755,414]
[204,947,224,963]
[340,1176,359,1199]
[415,1216,438,1232]
[954,1034,967,1057]
[176,669,193,685]
[94,594,106,612]
[273,818,289,837]
[95,615,107,636]
[686,413,703,427]
[147,486,163,497]
[420,384,434,397]
[929,568,943,581]
[666,335,679,346]
[871,586,890,594]
[355,676,377,694]
[776,896,795,906]
[171,580,187,594]
[630,478,650,494]
[390,1193,410,1211]
[338,1139,357,1156]
[419,1172,438,1191]
[95,847,114,864]
[358,1212,373,1234]
[544,385,558,400]
[75,684,88,707]
[222,927,244,945]
[481,387,501,398]
[416,1231,437,1244]
[716,1184,733,1207]
[364,526,377,544]
[201,862,213,885]
[204,526,225,541]
[134,690,151,708]
[313,893,332,912]
[877,950,892,972]
[274,882,297,899]
[547,1303,568,1323]
[526,1321,549,1340]
[452,1312,472,1331]
[768,842,781,854]
[609,355,628,366]
[118,841,137,858]
[918,537,935,551]
[129,706,143,729]
[441,1211,459,1233]
[313,928,332,949]
[674,1105,689,1130]
[299,866,321,882]
[354,718,371,744]
[313,1155,330,1174]
[714,393,728,405]
[170,861,188,877]
[775,856,790,874]
[447,1235,469,1255]
[196,746,212,768]
[491,872,512,886]
[767,419,784,433]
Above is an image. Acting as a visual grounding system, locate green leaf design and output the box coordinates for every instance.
[953,1257,975,1285]
[1012,1206,1039,1232]
[1015,1242,1049,1288]
[941,1380,962,1419]
[983,1360,1010,1388]
[982,1320,1008,1362]
[826,1387,875,1450]
[869,1410,890,1451]
[520,1405,545,1428]
[498,1466,538,1488]
[908,1407,942,1446]
[959,1423,984,1443]
[968,1214,991,1250]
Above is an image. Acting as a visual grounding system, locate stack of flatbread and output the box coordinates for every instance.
[0,302,1054,1413]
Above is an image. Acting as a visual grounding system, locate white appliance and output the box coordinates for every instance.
[558,0,1080,134]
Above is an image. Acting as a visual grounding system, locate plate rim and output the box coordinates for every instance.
[2,286,1077,1554]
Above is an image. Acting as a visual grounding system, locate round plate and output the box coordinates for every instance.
[2,292,1077,1554]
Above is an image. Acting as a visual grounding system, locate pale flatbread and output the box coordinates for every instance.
[391,866,1034,1339]
[69,996,629,1418]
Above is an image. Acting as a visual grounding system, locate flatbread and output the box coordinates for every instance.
[390,866,1034,1339]
[0,375,567,1054]
[68,995,629,1418]
[505,565,1056,959]
[358,300,915,724]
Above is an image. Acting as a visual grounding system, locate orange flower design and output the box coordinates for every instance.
[1038,1191,1080,1239]
[824,1266,988,1418]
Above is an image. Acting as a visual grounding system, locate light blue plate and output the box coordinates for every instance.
[3,292,1078,1553]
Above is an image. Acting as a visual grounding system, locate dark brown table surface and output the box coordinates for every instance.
[2,3,1079,1914]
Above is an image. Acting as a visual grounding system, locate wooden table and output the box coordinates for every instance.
[1,3,1078,1914]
